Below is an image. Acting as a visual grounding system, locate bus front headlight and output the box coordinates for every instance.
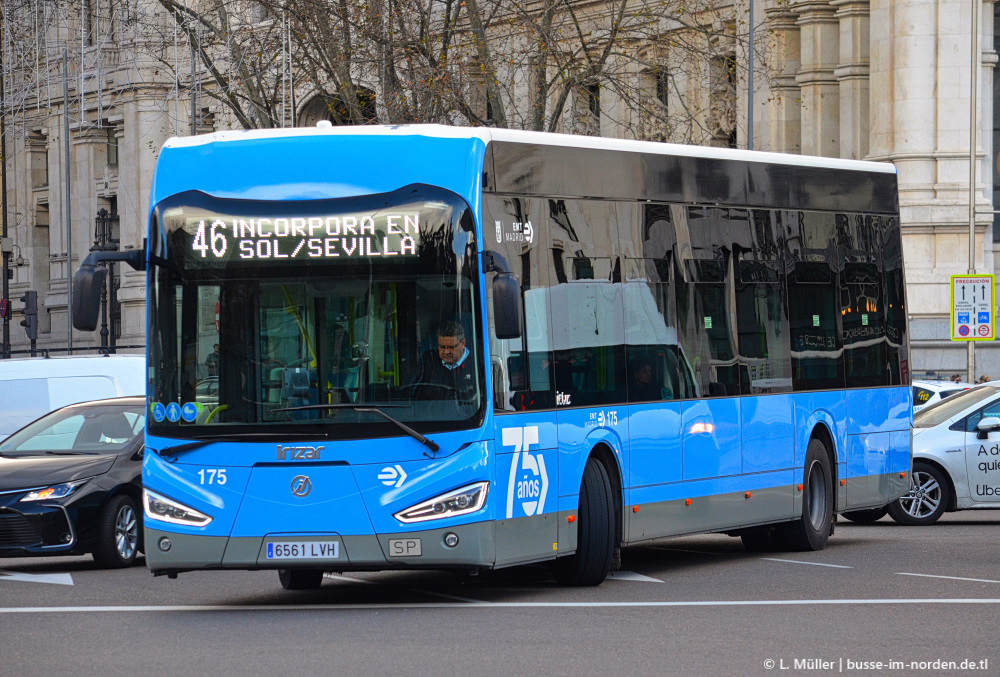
[394,482,489,524]
[143,489,213,527]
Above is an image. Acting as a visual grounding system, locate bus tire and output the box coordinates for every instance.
[773,438,833,551]
[554,457,615,586]
[278,568,324,590]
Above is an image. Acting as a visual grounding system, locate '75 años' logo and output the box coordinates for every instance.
[502,426,549,519]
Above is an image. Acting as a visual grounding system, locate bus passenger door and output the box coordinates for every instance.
[494,414,559,567]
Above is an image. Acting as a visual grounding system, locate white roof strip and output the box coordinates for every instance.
[163,123,895,174]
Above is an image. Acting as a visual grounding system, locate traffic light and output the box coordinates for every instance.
[20,290,38,341]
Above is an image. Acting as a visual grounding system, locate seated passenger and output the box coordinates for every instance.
[409,321,476,399]
[628,357,664,402]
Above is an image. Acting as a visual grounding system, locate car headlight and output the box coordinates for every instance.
[19,479,88,502]
[394,482,489,524]
[143,489,212,527]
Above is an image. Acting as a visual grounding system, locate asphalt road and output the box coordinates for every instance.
[2,512,998,677]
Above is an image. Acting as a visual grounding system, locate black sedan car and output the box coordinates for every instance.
[0,396,145,567]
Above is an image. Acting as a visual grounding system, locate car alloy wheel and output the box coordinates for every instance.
[115,503,139,560]
[898,469,942,520]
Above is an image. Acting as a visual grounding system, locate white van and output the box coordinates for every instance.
[0,354,146,440]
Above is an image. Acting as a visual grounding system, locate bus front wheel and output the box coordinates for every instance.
[774,438,834,551]
[554,457,615,586]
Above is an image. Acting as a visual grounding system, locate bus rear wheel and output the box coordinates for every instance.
[554,457,615,586]
[773,438,833,551]
[278,568,324,590]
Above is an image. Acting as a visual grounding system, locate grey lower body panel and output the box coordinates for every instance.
[625,484,793,544]
[145,521,496,573]
[845,471,910,511]
[623,472,907,545]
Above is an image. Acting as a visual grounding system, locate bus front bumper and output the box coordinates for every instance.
[144,521,495,574]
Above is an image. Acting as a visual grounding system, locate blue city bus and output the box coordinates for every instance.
[73,125,911,589]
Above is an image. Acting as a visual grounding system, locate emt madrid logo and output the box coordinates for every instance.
[502,426,549,519]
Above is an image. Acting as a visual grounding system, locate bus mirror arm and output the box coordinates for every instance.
[72,245,147,332]
[482,250,513,275]
[482,250,523,340]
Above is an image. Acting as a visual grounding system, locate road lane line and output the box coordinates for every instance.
[0,571,74,586]
[409,589,484,603]
[761,558,852,569]
[323,573,376,584]
[607,571,663,583]
[3,599,1000,613]
[897,572,1000,584]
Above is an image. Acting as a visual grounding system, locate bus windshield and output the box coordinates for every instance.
[147,185,484,440]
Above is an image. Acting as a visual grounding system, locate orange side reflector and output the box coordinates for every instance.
[632,506,639,513]
[797,484,803,491]
[899,472,907,479]
[685,499,692,506]
[744,492,752,499]
[840,479,846,486]
[567,515,576,523]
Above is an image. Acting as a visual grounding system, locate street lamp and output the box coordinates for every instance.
[91,207,119,354]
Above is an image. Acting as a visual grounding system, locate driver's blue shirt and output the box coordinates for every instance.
[442,347,470,370]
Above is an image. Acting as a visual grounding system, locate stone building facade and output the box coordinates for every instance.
[1,0,998,380]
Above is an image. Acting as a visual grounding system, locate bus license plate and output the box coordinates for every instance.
[266,541,340,560]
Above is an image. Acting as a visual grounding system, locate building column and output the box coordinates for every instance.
[794,0,841,157]
[831,0,870,160]
[761,4,802,153]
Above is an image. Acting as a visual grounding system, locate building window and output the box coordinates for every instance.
[586,83,600,119]
[107,127,118,166]
[84,0,94,46]
[655,69,669,107]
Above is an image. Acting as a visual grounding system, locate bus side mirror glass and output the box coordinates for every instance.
[72,264,107,332]
[492,274,522,340]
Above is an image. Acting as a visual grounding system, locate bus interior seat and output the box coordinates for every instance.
[282,367,319,417]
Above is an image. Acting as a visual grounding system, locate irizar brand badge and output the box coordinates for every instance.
[502,426,549,518]
[276,445,324,460]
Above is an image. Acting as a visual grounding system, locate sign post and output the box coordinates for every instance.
[951,275,995,345]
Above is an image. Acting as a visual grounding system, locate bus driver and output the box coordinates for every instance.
[409,321,476,399]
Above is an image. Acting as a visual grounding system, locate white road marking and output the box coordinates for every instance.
[3,599,1000,614]
[321,572,483,602]
[0,570,74,586]
[409,589,484,603]
[897,572,1000,584]
[323,573,375,584]
[761,558,852,569]
[607,570,662,583]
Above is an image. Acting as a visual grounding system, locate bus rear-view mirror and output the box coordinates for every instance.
[492,274,522,340]
[71,265,107,332]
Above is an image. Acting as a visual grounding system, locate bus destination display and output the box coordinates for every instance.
[185,211,420,262]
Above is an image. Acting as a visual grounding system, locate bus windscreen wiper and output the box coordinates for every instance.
[273,404,440,453]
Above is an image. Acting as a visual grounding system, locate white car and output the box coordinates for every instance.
[912,379,975,412]
[849,384,1000,525]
